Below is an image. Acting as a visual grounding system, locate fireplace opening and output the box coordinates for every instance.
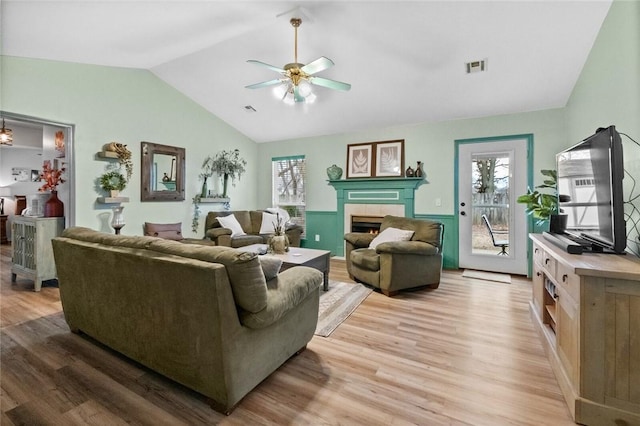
[351,215,383,234]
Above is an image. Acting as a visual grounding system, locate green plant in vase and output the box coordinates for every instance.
[516,169,567,232]
[202,149,247,198]
[100,170,127,198]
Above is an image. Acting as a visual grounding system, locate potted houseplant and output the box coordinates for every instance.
[104,142,133,181]
[201,149,247,198]
[100,170,127,198]
[516,169,568,233]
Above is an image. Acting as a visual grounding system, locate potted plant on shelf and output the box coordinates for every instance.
[201,149,247,199]
[516,169,568,233]
[100,170,127,198]
[104,142,133,181]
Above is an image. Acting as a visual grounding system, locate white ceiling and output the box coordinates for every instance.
[2,1,612,143]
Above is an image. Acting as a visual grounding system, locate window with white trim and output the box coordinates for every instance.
[272,156,306,235]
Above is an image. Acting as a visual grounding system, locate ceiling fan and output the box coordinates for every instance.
[245,17,351,104]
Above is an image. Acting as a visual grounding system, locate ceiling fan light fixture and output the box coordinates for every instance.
[246,16,350,104]
[273,83,289,100]
[0,119,13,145]
[298,80,312,97]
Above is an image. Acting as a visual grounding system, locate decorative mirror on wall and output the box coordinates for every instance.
[141,142,185,201]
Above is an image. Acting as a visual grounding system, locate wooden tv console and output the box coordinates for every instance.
[530,234,640,425]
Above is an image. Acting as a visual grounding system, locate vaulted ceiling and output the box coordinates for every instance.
[1,1,612,143]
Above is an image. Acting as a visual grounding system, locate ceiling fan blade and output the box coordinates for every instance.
[245,79,283,89]
[309,77,352,92]
[293,86,305,103]
[300,56,334,75]
[247,60,285,74]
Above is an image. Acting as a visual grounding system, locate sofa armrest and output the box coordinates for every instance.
[376,241,439,256]
[206,227,231,239]
[205,227,232,246]
[344,232,375,248]
[239,266,322,329]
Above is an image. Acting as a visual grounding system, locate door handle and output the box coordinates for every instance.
[460,211,466,216]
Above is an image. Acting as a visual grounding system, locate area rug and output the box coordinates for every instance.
[315,281,372,337]
[462,269,512,284]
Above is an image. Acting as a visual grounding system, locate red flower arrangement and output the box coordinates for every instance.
[39,160,66,192]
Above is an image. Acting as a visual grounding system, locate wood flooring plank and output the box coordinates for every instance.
[0,244,576,424]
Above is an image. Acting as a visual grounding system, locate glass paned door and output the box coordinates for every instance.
[458,138,528,275]
[471,153,511,255]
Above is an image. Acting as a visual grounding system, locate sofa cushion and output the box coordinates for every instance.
[265,207,291,224]
[350,248,380,271]
[148,239,268,313]
[217,214,246,237]
[259,256,282,280]
[230,235,265,248]
[369,227,414,249]
[144,222,183,240]
[259,212,278,234]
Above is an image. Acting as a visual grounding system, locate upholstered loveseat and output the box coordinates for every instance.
[205,210,303,248]
[344,215,444,296]
[52,227,322,414]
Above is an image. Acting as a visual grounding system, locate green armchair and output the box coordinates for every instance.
[344,215,444,296]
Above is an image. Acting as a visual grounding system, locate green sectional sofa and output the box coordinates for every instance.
[52,227,322,414]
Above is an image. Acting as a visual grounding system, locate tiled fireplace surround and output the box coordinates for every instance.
[328,178,424,256]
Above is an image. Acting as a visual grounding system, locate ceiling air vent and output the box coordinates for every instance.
[465,59,487,74]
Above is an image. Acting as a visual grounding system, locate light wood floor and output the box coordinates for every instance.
[0,244,575,425]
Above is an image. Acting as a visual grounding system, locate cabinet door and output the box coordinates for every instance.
[532,263,545,319]
[557,283,579,388]
[12,221,25,267]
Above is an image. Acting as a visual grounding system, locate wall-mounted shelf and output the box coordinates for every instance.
[97,151,119,160]
[200,197,230,203]
[97,197,130,204]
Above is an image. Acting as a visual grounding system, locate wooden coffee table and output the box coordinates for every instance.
[240,244,331,291]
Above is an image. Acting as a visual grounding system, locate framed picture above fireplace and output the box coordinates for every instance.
[347,139,406,179]
[347,143,373,178]
[374,140,404,177]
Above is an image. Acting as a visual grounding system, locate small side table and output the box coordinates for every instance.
[0,215,8,244]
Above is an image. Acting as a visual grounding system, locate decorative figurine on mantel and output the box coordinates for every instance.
[405,165,414,177]
[326,164,343,180]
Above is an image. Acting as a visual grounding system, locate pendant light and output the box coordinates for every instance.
[0,119,13,145]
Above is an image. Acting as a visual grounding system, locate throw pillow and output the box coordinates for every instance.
[144,222,183,240]
[266,207,291,224]
[259,255,283,280]
[259,212,278,234]
[217,214,246,237]
[369,227,415,249]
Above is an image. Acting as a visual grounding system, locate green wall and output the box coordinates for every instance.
[257,108,566,216]
[1,56,258,237]
[565,0,640,255]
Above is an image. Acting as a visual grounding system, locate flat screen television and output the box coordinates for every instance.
[556,125,626,253]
